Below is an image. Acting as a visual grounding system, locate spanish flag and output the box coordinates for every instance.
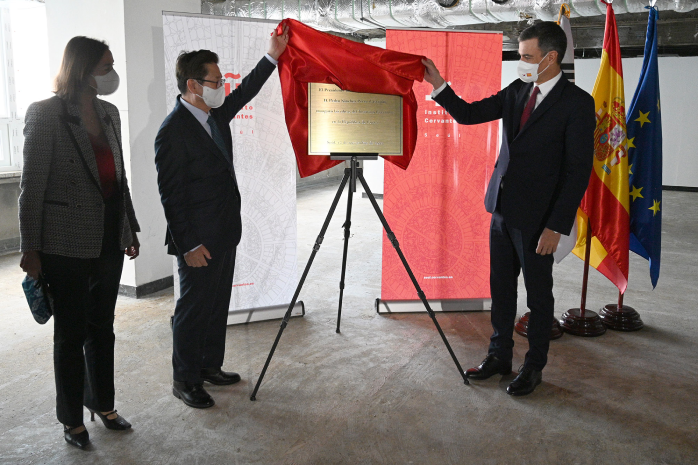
[572,1,630,293]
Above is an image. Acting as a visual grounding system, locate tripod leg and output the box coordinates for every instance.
[250,171,351,400]
[336,170,354,333]
[357,172,469,385]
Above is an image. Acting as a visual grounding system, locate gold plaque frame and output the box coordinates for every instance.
[308,83,403,156]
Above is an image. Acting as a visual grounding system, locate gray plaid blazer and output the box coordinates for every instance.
[19,96,140,258]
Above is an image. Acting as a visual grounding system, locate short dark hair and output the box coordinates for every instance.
[519,22,567,65]
[175,50,219,95]
[54,36,109,102]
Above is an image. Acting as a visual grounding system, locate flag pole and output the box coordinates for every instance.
[559,219,606,336]
[579,220,593,318]
[599,275,644,331]
[556,3,571,25]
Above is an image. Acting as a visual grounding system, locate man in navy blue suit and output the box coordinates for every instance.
[155,25,288,408]
[422,22,595,396]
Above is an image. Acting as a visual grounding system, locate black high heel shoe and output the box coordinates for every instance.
[64,425,90,449]
[89,409,132,430]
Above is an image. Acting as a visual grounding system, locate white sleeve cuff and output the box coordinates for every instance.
[265,53,279,66]
[187,244,203,254]
[431,82,448,99]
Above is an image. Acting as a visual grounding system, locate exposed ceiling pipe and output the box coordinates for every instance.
[202,0,698,32]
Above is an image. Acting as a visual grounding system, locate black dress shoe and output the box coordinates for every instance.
[507,366,542,396]
[201,367,241,386]
[173,381,215,408]
[89,409,132,430]
[465,354,512,380]
[64,425,90,449]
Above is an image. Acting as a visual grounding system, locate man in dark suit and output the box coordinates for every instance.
[422,22,595,396]
[155,25,288,408]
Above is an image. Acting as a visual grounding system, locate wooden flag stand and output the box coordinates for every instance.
[599,291,644,331]
[515,313,564,340]
[559,221,607,336]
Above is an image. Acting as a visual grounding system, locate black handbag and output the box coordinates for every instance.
[22,274,54,324]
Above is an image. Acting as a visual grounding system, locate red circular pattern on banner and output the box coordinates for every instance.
[402,207,462,274]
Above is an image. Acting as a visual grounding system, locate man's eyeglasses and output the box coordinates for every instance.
[193,78,225,88]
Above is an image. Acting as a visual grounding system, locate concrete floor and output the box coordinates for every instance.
[1,185,697,465]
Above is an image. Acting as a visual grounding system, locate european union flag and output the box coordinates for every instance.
[627,6,662,288]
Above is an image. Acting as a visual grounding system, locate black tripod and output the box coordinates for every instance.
[250,155,468,401]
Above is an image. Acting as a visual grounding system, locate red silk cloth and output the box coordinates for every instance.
[276,19,425,178]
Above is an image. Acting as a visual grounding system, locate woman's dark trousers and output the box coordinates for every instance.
[41,252,124,426]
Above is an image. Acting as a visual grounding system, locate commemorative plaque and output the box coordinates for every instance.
[308,83,403,156]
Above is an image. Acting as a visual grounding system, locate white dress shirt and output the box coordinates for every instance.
[529,71,562,109]
[180,97,213,137]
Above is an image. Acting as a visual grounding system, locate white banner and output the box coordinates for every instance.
[163,13,298,320]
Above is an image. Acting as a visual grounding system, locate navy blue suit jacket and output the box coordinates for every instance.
[434,76,595,236]
[155,57,276,256]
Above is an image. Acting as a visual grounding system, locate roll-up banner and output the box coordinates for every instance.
[379,30,502,312]
[163,13,302,324]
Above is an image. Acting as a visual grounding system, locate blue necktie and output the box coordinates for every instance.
[207,115,231,164]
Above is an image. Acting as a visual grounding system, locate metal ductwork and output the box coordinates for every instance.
[202,0,698,33]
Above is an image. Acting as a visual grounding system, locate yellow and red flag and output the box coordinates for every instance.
[572,1,629,293]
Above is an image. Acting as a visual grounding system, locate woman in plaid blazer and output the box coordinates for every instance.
[18,37,140,449]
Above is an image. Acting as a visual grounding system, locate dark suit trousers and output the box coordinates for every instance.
[488,210,555,371]
[172,248,236,383]
[41,251,124,426]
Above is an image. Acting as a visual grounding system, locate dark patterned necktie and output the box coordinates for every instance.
[519,86,541,131]
[207,115,231,164]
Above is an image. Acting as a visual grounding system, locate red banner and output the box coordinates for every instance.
[381,31,502,301]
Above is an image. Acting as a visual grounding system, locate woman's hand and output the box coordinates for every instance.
[20,251,42,279]
[125,232,140,260]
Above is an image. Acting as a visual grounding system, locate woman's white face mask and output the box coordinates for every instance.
[91,69,120,95]
[517,52,551,83]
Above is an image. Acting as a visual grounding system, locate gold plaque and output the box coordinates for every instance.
[308,83,403,155]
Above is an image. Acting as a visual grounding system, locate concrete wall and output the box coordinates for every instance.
[503,56,698,188]
[0,174,20,254]
[45,0,128,120]
[121,0,201,293]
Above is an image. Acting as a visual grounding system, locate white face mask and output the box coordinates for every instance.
[197,83,226,108]
[91,69,120,95]
[517,52,551,83]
